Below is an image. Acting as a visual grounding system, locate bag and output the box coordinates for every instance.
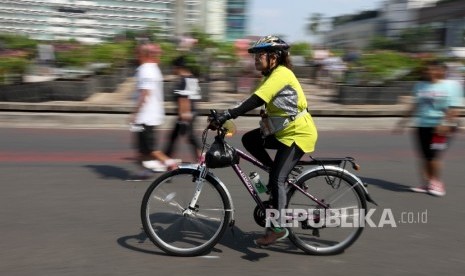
[259,115,291,137]
[205,136,239,168]
[259,109,308,137]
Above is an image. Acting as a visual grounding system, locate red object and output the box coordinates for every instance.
[431,134,447,144]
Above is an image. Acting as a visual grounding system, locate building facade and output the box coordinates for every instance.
[326,17,382,49]
[225,0,248,41]
[0,0,248,43]
[200,0,227,41]
[0,0,178,43]
[380,0,439,38]
[417,0,465,48]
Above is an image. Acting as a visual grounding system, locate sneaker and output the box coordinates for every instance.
[428,180,446,197]
[254,228,289,247]
[142,160,167,172]
[409,185,429,193]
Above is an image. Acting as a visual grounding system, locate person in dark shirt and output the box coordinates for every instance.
[165,55,202,162]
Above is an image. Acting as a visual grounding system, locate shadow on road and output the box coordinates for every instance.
[85,164,132,180]
[117,226,271,261]
[117,229,167,256]
[216,227,270,261]
[361,177,412,192]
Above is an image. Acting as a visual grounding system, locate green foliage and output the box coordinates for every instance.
[0,33,38,53]
[367,36,401,51]
[158,41,177,66]
[398,26,434,52]
[0,56,30,83]
[55,46,92,67]
[357,51,422,85]
[215,41,237,63]
[367,26,434,53]
[290,42,312,57]
[190,28,218,49]
[0,56,29,72]
[90,42,130,69]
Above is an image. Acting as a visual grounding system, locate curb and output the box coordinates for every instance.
[0,101,414,117]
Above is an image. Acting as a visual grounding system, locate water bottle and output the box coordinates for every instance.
[249,172,267,193]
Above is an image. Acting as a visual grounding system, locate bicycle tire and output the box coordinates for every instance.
[141,167,232,256]
[287,167,367,255]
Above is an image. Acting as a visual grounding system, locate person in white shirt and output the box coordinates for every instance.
[130,43,178,177]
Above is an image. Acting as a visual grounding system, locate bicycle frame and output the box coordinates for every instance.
[190,116,359,219]
[230,148,330,211]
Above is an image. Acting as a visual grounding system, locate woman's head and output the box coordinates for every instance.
[248,35,292,75]
[422,60,447,82]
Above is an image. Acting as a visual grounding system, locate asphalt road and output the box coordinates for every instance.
[1,126,464,276]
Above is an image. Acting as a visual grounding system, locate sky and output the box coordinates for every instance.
[248,0,385,43]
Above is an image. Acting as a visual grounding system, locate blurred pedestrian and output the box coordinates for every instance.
[128,43,179,180]
[323,52,346,86]
[394,60,463,196]
[311,45,329,85]
[164,55,202,162]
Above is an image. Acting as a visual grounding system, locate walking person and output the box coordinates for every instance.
[395,60,463,196]
[164,55,202,162]
[213,35,318,246]
[129,43,179,179]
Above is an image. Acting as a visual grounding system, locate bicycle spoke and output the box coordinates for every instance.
[141,169,231,256]
[288,170,366,255]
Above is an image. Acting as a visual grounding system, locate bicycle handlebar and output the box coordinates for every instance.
[207,109,226,132]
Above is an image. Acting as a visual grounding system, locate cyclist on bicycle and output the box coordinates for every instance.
[215,35,318,246]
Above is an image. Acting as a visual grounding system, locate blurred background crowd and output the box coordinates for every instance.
[0,0,464,101]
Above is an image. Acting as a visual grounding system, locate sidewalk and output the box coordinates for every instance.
[0,76,412,117]
[2,76,464,130]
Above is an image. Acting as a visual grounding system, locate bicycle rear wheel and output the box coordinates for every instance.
[287,168,367,255]
[141,167,232,256]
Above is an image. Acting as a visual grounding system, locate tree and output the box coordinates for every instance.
[368,26,434,52]
[398,26,434,52]
[307,13,323,36]
[367,36,402,51]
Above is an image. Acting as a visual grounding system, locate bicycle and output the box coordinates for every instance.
[141,110,377,256]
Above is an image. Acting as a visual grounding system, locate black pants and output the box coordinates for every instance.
[242,128,304,216]
[165,119,200,160]
[415,127,452,161]
[136,125,155,155]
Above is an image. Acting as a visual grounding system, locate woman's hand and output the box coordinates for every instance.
[180,112,193,121]
[435,124,456,136]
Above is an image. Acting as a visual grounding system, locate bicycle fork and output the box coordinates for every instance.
[183,164,209,217]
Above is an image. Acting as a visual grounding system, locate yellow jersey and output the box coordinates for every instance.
[254,65,318,153]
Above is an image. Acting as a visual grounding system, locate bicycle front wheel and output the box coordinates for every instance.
[287,168,367,255]
[141,167,232,256]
